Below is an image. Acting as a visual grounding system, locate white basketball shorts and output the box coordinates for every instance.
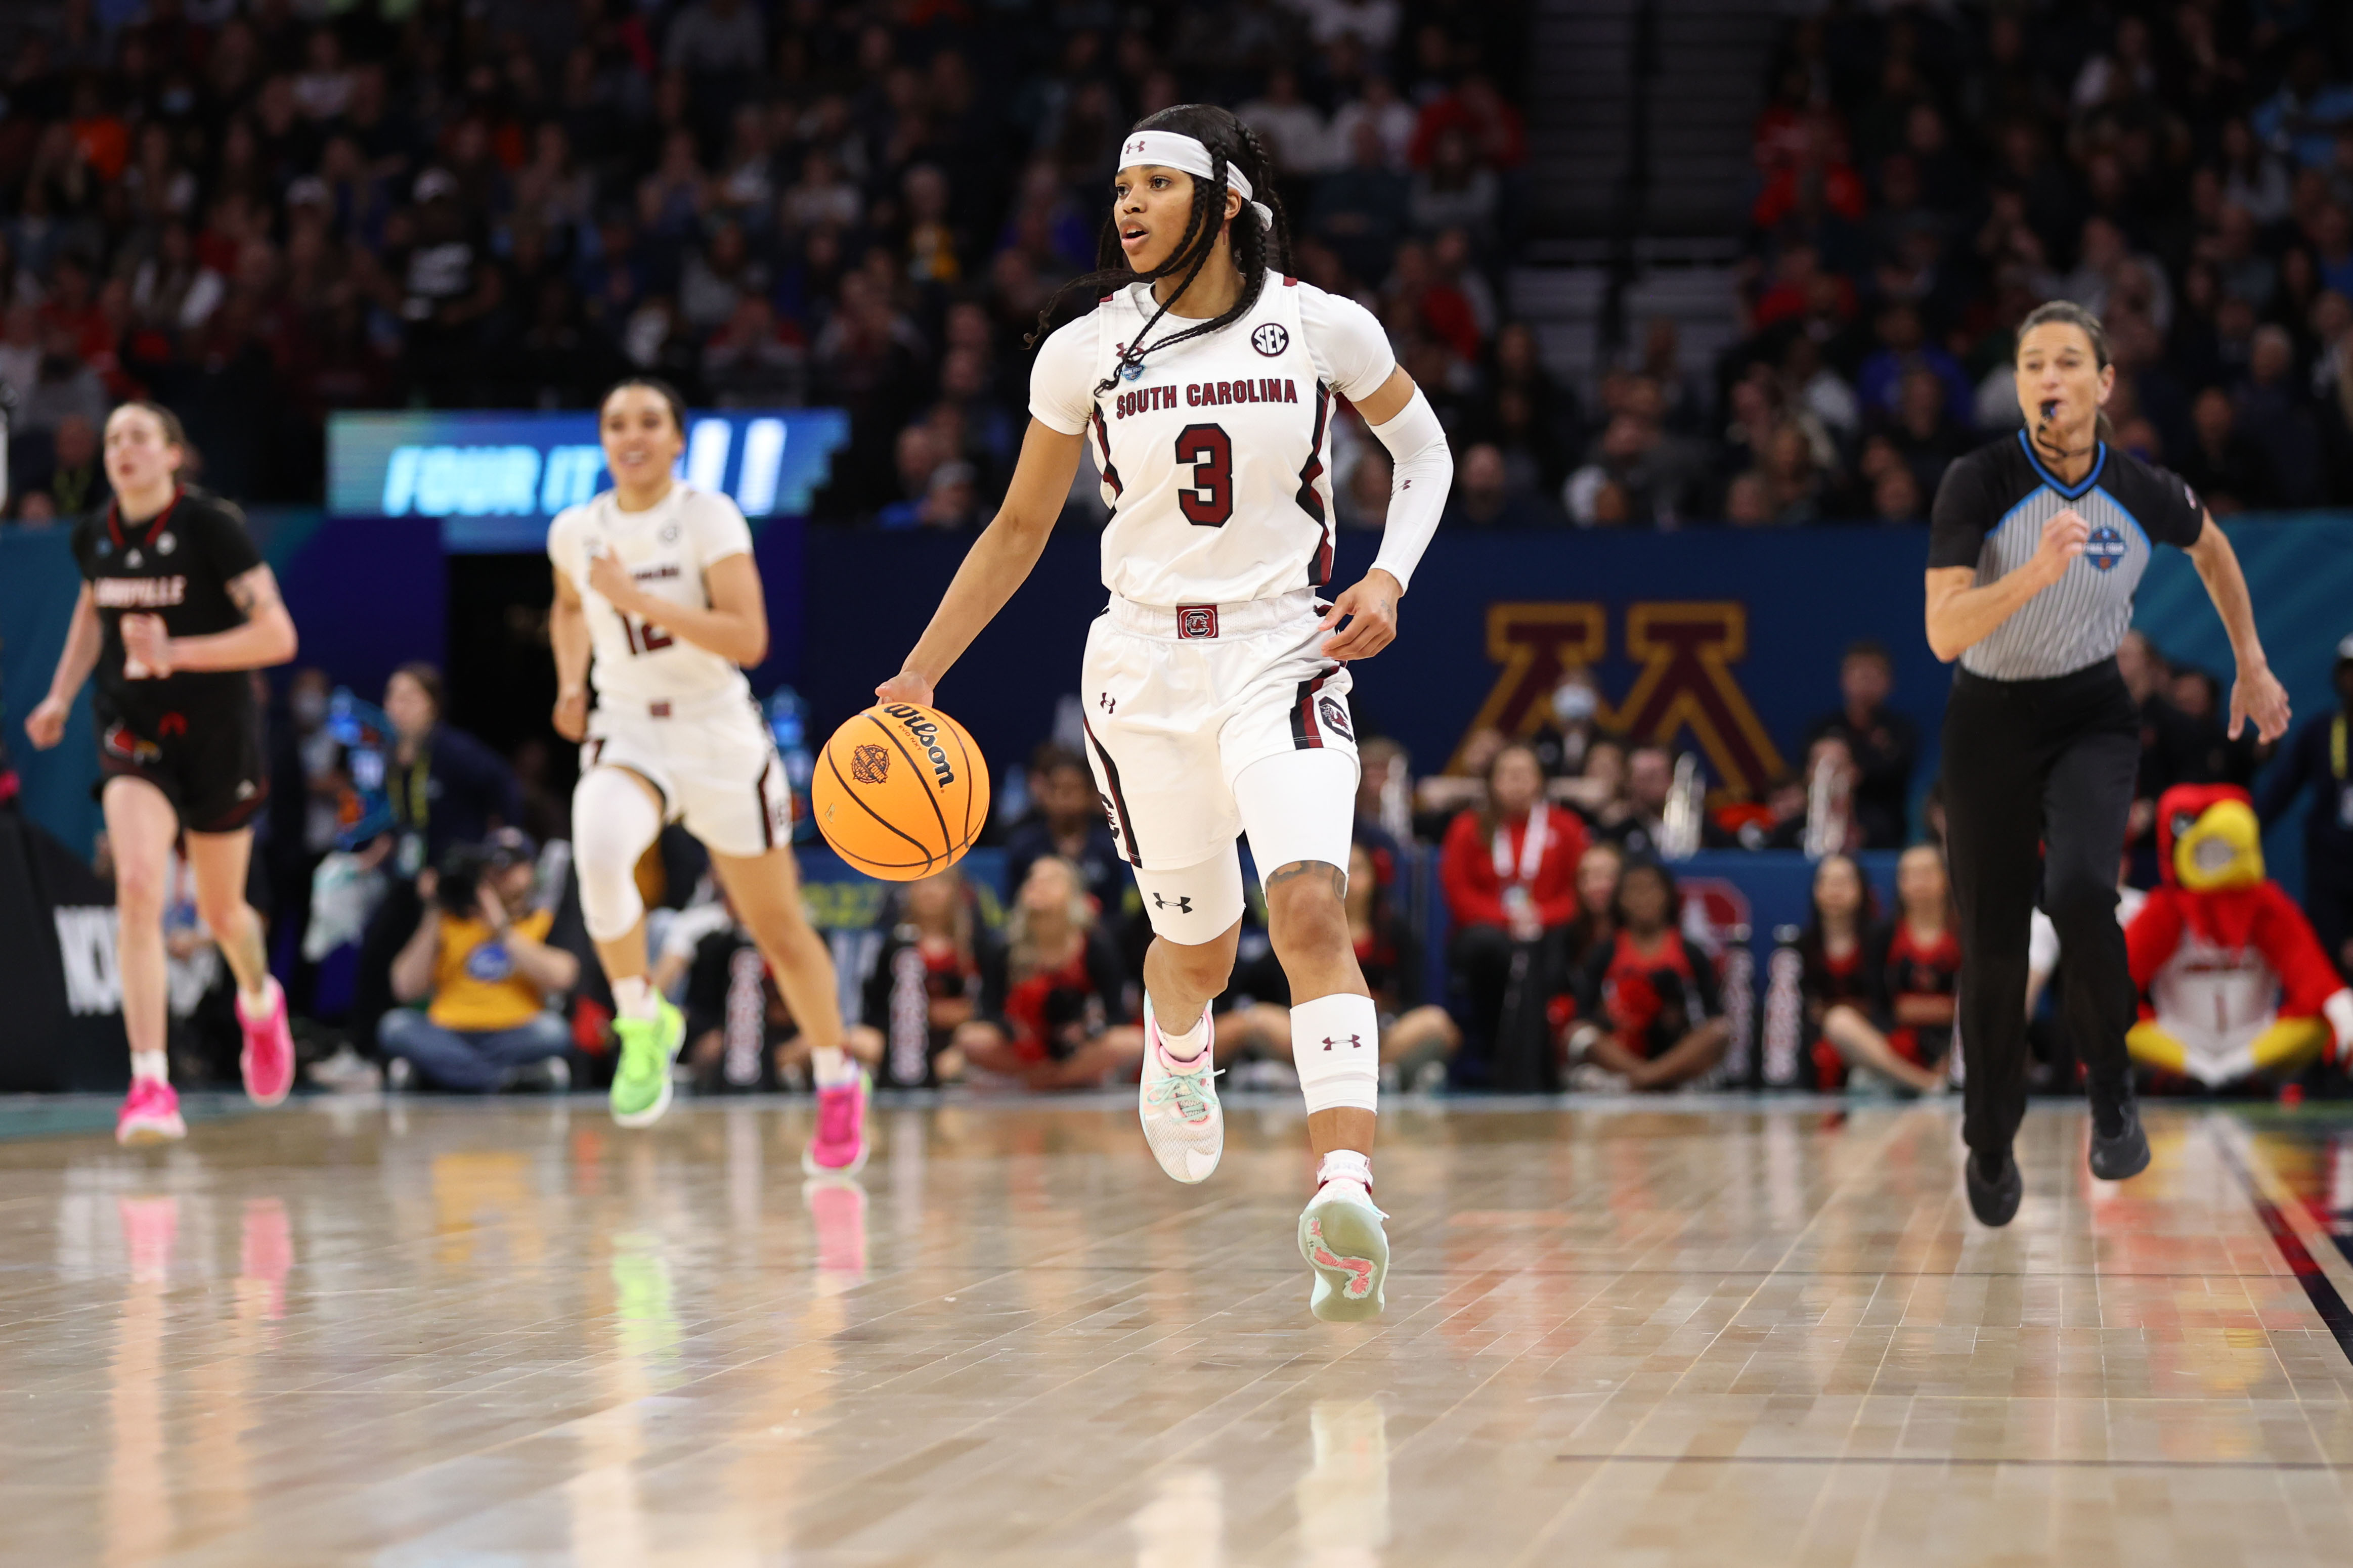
[582,691,791,860]
[1079,591,1361,942]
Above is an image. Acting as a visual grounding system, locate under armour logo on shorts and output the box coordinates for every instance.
[1153,893,1193,914]
[1321,1035,1364,1050]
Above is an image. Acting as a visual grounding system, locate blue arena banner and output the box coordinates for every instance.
[326,408,850,551]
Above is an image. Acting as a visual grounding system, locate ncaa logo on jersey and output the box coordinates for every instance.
[1251,323,1290,356]
[2084,521,2127,571]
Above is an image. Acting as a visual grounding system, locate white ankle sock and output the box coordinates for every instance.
[811,1046,855,1087]
[610,976,657,1021]
[130,1050,168,1085]
[1316,1148,1372,1191]
[1155,1001,1211,1061]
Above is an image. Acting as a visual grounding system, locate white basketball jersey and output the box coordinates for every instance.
[1041,278,1385,607]
[547,482,755,709]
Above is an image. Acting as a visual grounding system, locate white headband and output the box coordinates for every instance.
[1118,130,1274,230]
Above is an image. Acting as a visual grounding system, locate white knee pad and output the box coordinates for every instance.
[573,766,664,942]
[1133,848,1246,941]
[1291,992,1381,1114]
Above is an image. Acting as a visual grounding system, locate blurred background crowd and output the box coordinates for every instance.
[7,0,2353,1105]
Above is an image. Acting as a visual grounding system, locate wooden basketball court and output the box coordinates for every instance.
[3,1094,2350,1565]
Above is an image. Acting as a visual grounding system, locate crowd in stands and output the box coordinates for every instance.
[12,1,2353,1102]
[1707,3,2353,526]
[0,0,1533,523]
[103,596,2340,1105]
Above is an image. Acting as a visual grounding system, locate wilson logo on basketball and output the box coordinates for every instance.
[851,744,891,784]
[881,704,957,786]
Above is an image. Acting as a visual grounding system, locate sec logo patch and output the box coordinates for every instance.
[2085,522,2126,571]
[1251,323,1289,356]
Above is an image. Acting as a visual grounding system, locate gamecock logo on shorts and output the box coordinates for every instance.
[1177,605,1219,640]
[1319,696,1352,738]
[851,744,891,784]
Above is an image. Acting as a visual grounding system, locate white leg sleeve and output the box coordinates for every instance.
[1292,992,1380,1115]
[573,767,664,942]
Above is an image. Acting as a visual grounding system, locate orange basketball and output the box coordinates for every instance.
[812,703,991,880]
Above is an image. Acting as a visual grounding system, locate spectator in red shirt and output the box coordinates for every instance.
[954,857,1143,1090]
[1409,73,1526,170]
[849,868,996,1089]
[1565,860,1730,1092]
[1812,846,1957,1095]
[1442,740,1592,1069]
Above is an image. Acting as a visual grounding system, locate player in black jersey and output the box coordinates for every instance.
[24,402,301,1144]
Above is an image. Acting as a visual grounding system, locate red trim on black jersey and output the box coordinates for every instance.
[106,487,184,550]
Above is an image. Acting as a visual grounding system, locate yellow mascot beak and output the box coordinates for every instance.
[2175,799,2264,890]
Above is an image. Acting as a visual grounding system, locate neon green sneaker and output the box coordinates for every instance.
[609,997,683,1128]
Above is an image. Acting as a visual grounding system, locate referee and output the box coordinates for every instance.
[1926,300,2291,1227]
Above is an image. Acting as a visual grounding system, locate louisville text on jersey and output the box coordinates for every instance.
[94,576,189,608]
[1113,378,1301,421]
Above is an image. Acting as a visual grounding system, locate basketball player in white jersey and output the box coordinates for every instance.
[877,106,1450,1319]
[550,379,863,1171]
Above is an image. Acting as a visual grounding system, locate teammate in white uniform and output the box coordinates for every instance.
[876,107,1451,1320]
[550,379,864,1170]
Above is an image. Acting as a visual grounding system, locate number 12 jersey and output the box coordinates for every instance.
[1030,275,1397,608]
[547,483,757,709]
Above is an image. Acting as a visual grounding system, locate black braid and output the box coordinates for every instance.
[1023,105,1293,395]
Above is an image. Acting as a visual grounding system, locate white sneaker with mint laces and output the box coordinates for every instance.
[1138,997,1223,1184]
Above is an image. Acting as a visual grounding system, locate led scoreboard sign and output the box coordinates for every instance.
[326,409,850,551]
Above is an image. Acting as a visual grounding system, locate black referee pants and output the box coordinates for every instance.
[1941,664,2141,1160]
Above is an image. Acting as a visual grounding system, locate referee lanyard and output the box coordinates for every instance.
[1493,804,1550,921]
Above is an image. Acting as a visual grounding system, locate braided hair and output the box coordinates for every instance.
[1027,104,1294,396]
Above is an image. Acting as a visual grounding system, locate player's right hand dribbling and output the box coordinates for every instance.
[2030,508,2090,587]
[874,671,934,707]
[552,687,587,742]
[24,695,69,750]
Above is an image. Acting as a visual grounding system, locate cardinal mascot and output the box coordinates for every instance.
[2124,783,2353,1085]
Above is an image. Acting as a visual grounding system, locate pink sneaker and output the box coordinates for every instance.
[803,1068,870,1175]
[116,1078,187,1146]
[236,977,295,1106]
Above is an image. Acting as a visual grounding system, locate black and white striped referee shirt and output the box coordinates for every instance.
[1928,431,2207,681]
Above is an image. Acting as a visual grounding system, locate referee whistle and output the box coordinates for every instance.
[2038,399,2059,424]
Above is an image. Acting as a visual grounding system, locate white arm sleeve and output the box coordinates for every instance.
[1027,315,1100,436]
[1365,385,1450,593]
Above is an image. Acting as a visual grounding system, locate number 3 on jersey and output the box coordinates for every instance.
[618,611,673,655]
[1174,423,1233,527]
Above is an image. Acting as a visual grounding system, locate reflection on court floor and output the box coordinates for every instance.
[3,1094,2352,1565]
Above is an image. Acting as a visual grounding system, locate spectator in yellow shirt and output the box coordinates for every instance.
[383,830,578,1091]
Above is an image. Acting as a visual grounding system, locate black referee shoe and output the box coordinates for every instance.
[1966,1147,2022,1227]
[2088,1097,2151,1181]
